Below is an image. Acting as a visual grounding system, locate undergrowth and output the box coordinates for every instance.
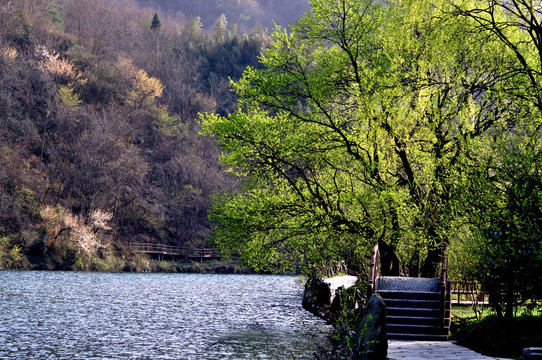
[452,314,542,359]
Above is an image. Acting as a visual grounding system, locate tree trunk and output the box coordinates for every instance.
[378,240,400,276]
[420,247,441,278]
[505,280,514,320]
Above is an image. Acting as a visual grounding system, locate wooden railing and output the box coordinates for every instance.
[130,242,220,259]
[451,281,482,303]
[367,242,381,300]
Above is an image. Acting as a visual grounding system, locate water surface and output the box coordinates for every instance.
[0,271,330,359]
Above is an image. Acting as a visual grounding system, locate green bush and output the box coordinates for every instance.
[157,260,175,272]
[91,257,112,272]
[0,235,29,269]
[128,253,151,272]
[106,254,126,272]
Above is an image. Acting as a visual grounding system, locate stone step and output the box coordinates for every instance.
[387,333,450,341]
[378,290,440,301]
[387,323,449,335]
[375,277,451,341]
[383,298,441,309]
[523,347,542,360]
[387,315,440,326]
[377,277,441,292]
[387,306,449,318]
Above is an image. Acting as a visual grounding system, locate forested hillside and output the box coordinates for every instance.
[134,0,310,30]
[0,0,273,270]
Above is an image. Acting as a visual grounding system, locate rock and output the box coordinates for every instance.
[523,347,542,359]
[353,293,387,360]
[303,276,360,322]
[329,283,364,323]
[324,275,359,303]
[329,286,344,322]
[302,277,332,320]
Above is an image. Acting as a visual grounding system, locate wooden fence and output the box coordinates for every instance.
[450,281,488,305]
[130,242,220,259]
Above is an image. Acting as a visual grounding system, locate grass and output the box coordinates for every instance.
[451,303,542,320]
[451,303,496,320]
[451,304,542,359]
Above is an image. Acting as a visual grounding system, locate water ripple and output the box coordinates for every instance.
[0,271,330,359]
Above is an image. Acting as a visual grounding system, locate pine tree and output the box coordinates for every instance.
[213,14,228,43]
[150,12,161,31]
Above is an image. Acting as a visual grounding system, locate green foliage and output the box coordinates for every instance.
[332,285,366,356]
[129,254,151,272]
[185,16,202,41]
[0,235,27,269]
[201,0,510,274]
[452,126,542,318]
[157,260,174,272]
[11,9,31,48]
[155,105,185,137]
[56,85,82,110]
[91,256,111,271]
[445,0,542,319]
[47,1,65,32]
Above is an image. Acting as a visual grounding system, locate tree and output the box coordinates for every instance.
[184,16,202,41]
[150,12,161,31]
[47,1,66,32]
[201,0,510,274]
[446,0,542,319]
[128,69,164,106]
[449,114,542,319]
[64,0,141,59]
[452,0,542,111]
[213,14,229,43]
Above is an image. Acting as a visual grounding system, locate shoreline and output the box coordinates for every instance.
[0,258,299,275]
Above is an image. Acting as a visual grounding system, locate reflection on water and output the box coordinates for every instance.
[0,271,330,359]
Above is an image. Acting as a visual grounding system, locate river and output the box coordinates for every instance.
[0,271,330,359]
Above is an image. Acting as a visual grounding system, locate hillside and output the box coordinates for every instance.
[0,0,274,270]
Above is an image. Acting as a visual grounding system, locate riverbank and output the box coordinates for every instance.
[0,236,260,273]
[143,258,256,274]
[1,248,255,274]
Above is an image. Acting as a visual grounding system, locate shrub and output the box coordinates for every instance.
[454,315,542,358]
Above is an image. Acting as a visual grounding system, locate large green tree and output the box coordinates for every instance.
[201,0,533,277]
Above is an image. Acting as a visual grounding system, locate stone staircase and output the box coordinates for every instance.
[376,276,451,341]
